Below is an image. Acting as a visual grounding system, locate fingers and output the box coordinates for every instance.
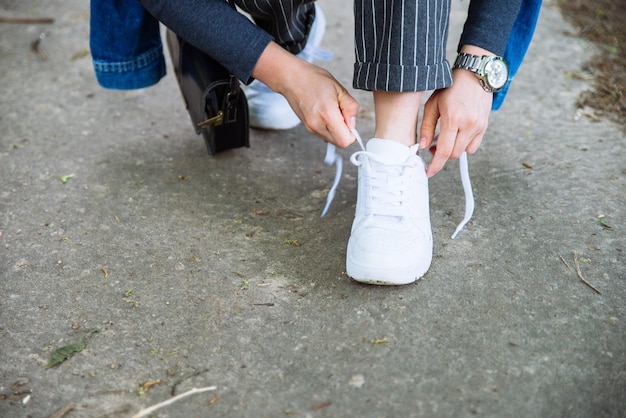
[425,124,486,177]
[306,102,357,148]
[419,77,492,177]
[296,76,359,148]
[325,114,356,148]
[425,123,456,178]
[418,93,440,151]
[340,89,360,130]
[336,89,360,146]
[465,133,483,154]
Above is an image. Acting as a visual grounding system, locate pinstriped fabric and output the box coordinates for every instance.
[232,0,315,54]
[354,0,453,92]
[233,0,451,92]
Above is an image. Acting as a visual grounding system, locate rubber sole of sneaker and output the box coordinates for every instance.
[345,223,433,286]
[346,259,431,286]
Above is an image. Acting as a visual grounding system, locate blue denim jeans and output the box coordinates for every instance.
[90,0,166,89]
[493,0,542,110]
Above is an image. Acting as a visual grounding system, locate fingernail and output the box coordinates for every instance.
[349,117,356,129]
[418,138,426,149]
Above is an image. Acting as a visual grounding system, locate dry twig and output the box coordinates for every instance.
[0,16,54,24]
[131,386,217,418]
[46,403,77,418]
[559,255,572,270]
[573,252,602,294]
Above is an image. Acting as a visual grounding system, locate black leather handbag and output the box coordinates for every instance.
[165,29,249,155]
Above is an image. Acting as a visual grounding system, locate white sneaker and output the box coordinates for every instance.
[346,139,433,285]
[245,5,329,130]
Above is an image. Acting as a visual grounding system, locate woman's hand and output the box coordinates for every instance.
[252,42,359,148]
[419,69,492,177]
[418,45,496,177]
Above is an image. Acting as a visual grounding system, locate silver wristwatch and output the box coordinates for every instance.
[453,53,509,93]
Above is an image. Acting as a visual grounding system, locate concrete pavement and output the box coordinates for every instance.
[1,0,624,417]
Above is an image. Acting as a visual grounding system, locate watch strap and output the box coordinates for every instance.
[453,53,485,73]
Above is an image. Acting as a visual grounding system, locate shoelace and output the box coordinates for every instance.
[349,145,421,218]
[321,130,475,240]
[452,148,475,239]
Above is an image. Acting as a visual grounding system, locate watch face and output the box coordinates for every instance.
[484,58,508,90]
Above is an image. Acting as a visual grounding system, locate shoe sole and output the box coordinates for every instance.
[345,223,433,286]
[346,259,431,286]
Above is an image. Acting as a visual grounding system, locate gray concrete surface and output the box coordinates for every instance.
[1,0,624,417]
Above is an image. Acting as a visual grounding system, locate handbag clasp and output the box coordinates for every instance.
[197,111,224,128]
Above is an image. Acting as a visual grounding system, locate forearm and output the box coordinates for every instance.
[252,41,322,97]
[138,0,272,83]
[251,42,298,92]
[459,0,524,55]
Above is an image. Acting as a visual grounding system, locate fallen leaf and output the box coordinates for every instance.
[60,173,75,184]
[312,401,331,411]
[284,238,299,247]
[141,379,163,391]
[598,215,612,230]
[44,328,99,369]
[70,48,90,61]
[45,342,86,368]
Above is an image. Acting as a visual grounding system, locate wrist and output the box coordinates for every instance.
[454,45,495,89]
[452,68,491,93]
[251,41,308,95]
[459,45,496,57]
[453,46,508,93]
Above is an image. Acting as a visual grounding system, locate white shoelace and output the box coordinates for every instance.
[452,150,475,239]
[349,145,421,218]
[321,129,475,240]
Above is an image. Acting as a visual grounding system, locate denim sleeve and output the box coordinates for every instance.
[492,0,542,110]
[458,0,524,56]
[139,0,273,84]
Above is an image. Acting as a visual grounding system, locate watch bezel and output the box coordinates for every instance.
[453,53,509,93]
[480,56,508,92]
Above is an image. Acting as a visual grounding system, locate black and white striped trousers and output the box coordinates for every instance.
[232,0,453,92]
